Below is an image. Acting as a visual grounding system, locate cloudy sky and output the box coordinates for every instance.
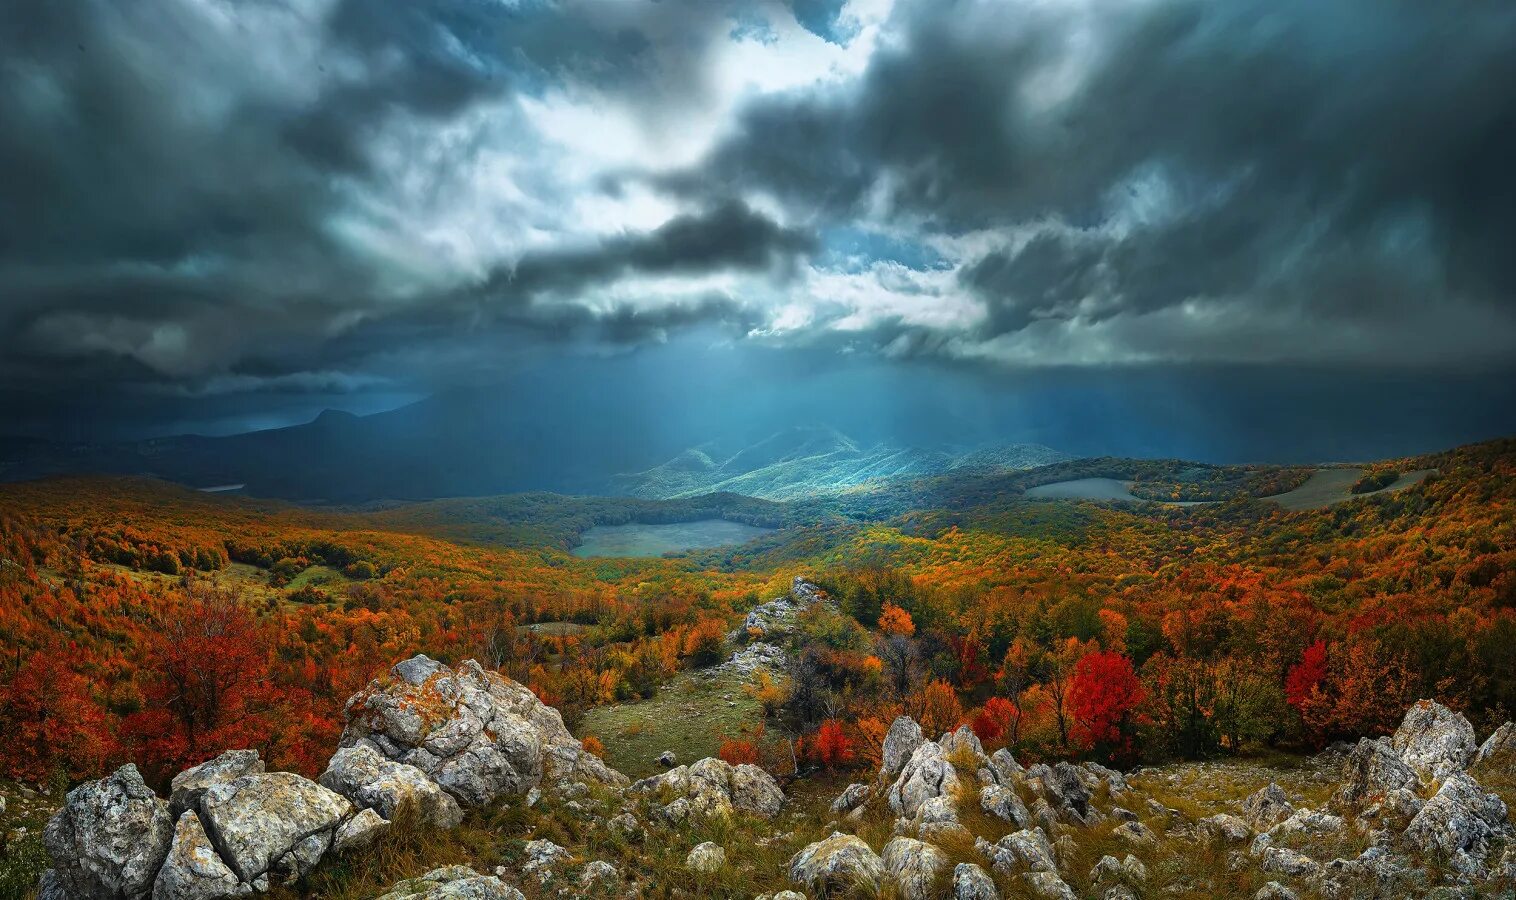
[3,0,1515,441]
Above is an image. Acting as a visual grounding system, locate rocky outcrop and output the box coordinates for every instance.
[339,656,626,809]
[1241,783,1294,829]
[41,764,174,900]
[1474,721,1516,769]
[1025,762,1100,826]
[789,833,884,895]
[198,772,353,885]
[741,577,830,640]
[39,758,373,900]
[830,782,873,817]
[1391,699,1477,782]
[1402,772,1510,874]
[888,741,959,819]
[881,836,947,900]
[319,745,463,829]
[977,828,1058,876]
[168,752,263,819]
[881,716,926,783]
[374,866,524,899]
[1333,738,1419,808]
[980,784,1032,828]
[629,756,783,820]
[952,862,999,900]
[152,811,244,900]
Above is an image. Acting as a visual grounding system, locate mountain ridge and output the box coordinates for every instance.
[611,425,1068,501]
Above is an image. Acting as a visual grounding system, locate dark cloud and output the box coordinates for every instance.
[481,200,814,300]
[686,0,1516,346]
[3,0,1516,444]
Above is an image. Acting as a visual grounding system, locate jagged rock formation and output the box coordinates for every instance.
[40,764,173,900]
[339,655,626,807]
[629,756,784,821]
[37,655,630,900]
[319,745,463,829]
[1391,698,1478,781]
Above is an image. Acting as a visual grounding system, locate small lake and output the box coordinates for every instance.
[571,519,776,558]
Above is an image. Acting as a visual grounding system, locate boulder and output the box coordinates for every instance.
[976,828,1058,876]
[830,782,874,815]
[981,748,1023,787]
[1332,738,1418,808]
[1022,871,1076,900]
[374,865,524,899]
[1255,882,1299,900]
[730,763,786,818]
[339,655,626,809]
[908,793,966,844]
[656,751,677,769]
[1112,820,1157,846]
[1402,771,1510,874]
[331,808,388,853]
[578,860,619,890]
[1391,699,1477,782]
[952,862,999,900]
[197,772,352,885]
[1090,853,1147,886]
[980,784,1031,829]
[41,763,174,900]
[881,836,948,900]
[882,717,926,783]
[1241,782,1294,829]
[789,832,885,895]
[1252,808,1343,852]
[685,842,726,875]
[168,752,264,819]
[1198,814,1251,843]
[151,811,244,900]
[521,839,570,885]
[1025,763,1099,826]
[1085,762,1131,796]
[1258,846,1321,879]
[629,757,783,819]
[939,726,989,765]
[319,745,463,829]
[1474,722,1516,770]
[888,741,959,820]
[606,812,641,840]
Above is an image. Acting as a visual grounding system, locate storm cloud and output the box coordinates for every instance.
[2,0,1514,439]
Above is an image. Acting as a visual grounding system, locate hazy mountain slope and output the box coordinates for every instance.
[612,426,1067,500]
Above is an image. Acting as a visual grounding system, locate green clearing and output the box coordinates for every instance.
[1271,467,1435,511]
[285,564,353,591]
[577,666,788,779]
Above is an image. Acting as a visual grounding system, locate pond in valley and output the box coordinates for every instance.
[571,519,775,558]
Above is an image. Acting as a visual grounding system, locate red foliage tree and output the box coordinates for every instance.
[122,589,280,780]
[0,648,118,783]
[718,737,760,766]
[970,696,1019,749]
[803,719,855,769]
[1284,640,1328,711]
[1069,651,1145,754]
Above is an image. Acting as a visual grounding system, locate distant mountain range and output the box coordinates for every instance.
[0,392,1066,505]
[609,425,1067,500]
